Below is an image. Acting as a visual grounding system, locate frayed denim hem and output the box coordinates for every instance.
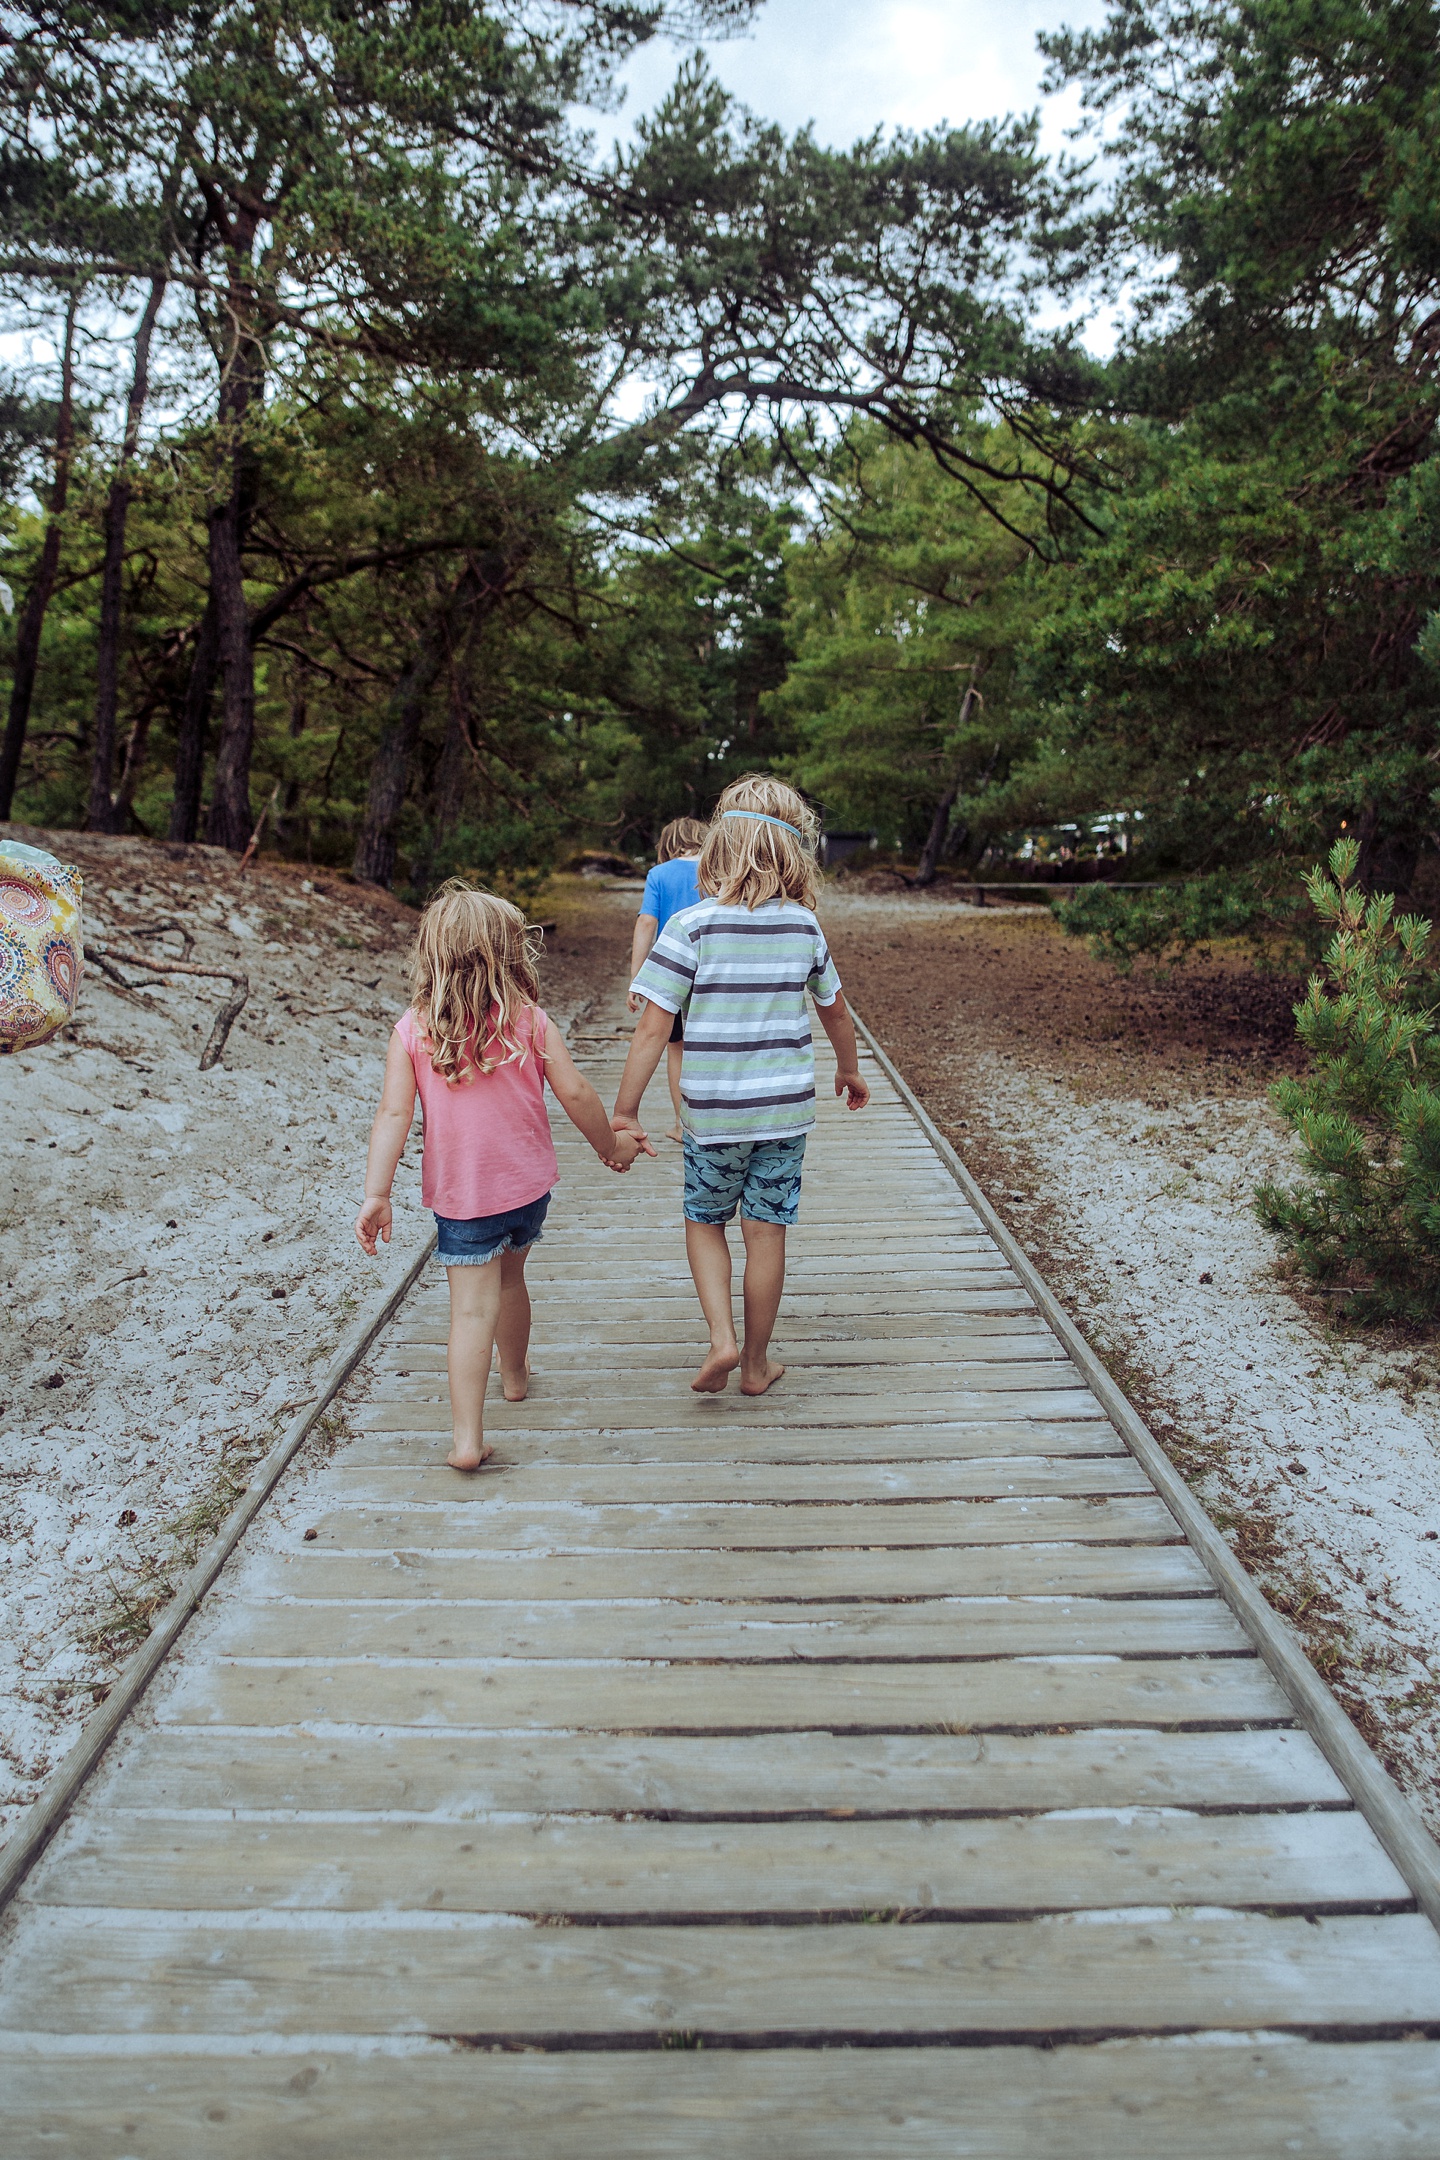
[434,1226,544,1267]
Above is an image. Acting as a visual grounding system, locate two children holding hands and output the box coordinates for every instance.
[357,775,868,1469]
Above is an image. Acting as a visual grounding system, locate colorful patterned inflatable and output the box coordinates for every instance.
[0,839,84,1052]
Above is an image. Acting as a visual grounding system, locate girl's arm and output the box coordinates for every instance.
[356,1030,418,1254]
[540,1022,656,1170]
[628,912,659,1014]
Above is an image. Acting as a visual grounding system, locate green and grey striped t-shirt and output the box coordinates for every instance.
[630,898,842,1143]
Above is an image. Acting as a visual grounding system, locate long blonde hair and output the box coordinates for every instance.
[409,882,541,1083]
[697,774,820,910]
[656,816,708,861]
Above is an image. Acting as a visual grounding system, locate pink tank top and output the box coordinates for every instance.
[396,1003,559,1220]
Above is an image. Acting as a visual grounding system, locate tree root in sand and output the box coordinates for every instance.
[83,944,250,1069]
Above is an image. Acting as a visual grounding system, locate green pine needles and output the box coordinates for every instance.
[1255,839,1440,1324]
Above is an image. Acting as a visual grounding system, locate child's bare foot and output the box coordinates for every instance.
[500,1358,530,1403]
[446,1442,495,1472]
[692,1343,740,1392]
[740,1357,785,1397]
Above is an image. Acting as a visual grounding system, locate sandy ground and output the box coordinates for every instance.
[822,884,1440,1830]
[0,830,618,1842]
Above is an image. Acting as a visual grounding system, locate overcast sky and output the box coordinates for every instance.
[598,0,1112,156]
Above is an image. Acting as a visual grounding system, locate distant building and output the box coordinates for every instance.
[819,829,877,870]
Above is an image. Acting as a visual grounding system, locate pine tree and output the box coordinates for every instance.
[1255,836,1440,1322]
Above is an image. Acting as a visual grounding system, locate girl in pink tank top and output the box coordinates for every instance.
[356,885,646,1470]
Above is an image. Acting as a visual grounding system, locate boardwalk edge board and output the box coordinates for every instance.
[0,1231,439,1917]
[849,1005,1440,1938]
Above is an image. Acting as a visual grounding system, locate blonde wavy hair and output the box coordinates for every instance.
[697,774,820,910]
[655,816,708,861]
[409,882,542,1084]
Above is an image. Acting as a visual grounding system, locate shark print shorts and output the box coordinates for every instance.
[681,1133,807,1226]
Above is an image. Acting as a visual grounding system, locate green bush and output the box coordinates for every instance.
[1255,838,1440,1324]
[1052,869,1309,974]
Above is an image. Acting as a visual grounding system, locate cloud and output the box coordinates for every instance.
[602,0,1111,154]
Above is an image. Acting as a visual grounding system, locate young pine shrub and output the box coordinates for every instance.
[1255,838,1440,1323]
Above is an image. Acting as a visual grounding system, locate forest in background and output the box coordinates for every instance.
[0,0,1437,930]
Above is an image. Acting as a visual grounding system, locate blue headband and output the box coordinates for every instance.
[721,809,802,837]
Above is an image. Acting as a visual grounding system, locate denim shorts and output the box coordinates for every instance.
[682,1133,807,1226]
[434,1190,550,1266]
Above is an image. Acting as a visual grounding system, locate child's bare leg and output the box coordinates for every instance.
[495,1244,533,1401]
[685,1219,740,1391]
[665,1040,684,1143]
[446,1258,502,1469]
[738,1217,787,1395]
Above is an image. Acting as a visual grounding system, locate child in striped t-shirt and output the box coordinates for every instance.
[613,775,869,1396]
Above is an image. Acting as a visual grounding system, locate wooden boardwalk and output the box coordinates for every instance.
[5,1001,1440,2154]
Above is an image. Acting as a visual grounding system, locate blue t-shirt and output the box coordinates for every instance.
[639,856,701,935]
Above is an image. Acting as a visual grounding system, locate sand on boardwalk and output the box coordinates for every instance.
[823,882,1440,1832]
[0,828,627,1842]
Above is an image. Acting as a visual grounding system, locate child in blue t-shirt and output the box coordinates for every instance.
[628,816,708,1141]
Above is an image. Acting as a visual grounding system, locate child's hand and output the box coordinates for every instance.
[611,1113,658,1160]
[604,1129,645,1173]
[355,1197,393,1255]
[834,1069,870,1111]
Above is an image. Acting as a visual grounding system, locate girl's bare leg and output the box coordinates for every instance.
[738,1217,787,1395]
[665,1040,684,1143]
[685,1219,740,1391]
[446,1258,502,1469]
[495,1244,534,1401]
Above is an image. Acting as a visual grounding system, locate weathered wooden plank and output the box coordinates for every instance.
[9,1913,1437,2040]
[155,1653,1288,1733]
[324,1459,1155,1507]
[373,1335,1066,1375]
[359,1377,1086,1425]
[34,1807,1405,1916]
[524,1253,1011,1280]
[394,1286,1034,1326]
[338,1422,1128,1468]
[541,1223,987,1244]
[237,1539,1208,1604]
[8,2040,1435,2159]
[293,1495,1171,1549]
[388,1297,1042,1340]
[350,1389,1107,1432]
[99,1724,1346,1818]
[381,1312,1058,1350]
[211,1593,1247,1664]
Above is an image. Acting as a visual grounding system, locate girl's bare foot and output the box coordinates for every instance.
[501,1358,531,1403]
[740,1357,785,1397]
[446,1443,495,1472]
[692,1343,740,1392]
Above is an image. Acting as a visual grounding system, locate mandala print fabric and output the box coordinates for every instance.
[0,840,84,1052]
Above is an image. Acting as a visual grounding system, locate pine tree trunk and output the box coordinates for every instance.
[203,472,258,849]
[201,236,266,853]
[88,275,165,832]
[914,684,983,888]
[914,776,962,887]
[114,696,159,823]
[168,598,220,842]
[0,290,80,820]
[352,554,507,888]
[432,663,475,843]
